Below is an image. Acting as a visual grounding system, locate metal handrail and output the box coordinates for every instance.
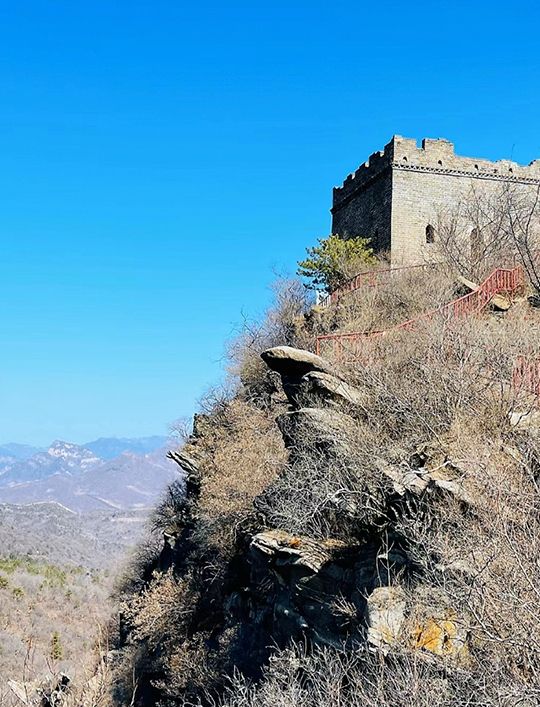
[318,262,437,308]
[316,266,524,358]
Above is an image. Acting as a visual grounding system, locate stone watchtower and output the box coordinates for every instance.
[332,136,540,267]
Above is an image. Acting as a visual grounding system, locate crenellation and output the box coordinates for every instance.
[331,135,540,267]
[334,145,393,204]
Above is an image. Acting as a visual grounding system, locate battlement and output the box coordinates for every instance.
[333,136,540,207]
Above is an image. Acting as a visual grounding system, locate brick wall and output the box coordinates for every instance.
[331,166,392,253]
[332,136,540,267]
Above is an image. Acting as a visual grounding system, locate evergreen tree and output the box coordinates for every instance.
[297,234,375,292]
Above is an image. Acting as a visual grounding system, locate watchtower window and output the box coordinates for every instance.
[425,224,435,244]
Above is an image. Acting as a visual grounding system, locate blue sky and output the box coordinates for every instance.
[1,0,539,445]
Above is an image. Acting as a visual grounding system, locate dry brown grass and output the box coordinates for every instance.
[193,399,287,550]
[321,265,457,335]
[112,262,540,706]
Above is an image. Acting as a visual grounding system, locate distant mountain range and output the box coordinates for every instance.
[0,436,181,513]
[0,442,43,460]
[83,435,169,460]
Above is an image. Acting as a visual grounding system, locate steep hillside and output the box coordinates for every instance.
[107,271,540,706]
[0,437,182,705]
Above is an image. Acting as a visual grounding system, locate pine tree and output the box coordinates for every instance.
[297,234,375,292]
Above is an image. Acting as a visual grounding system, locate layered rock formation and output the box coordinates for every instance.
[110,343,539,705]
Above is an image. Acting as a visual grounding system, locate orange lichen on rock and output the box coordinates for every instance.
[413,614,469,660]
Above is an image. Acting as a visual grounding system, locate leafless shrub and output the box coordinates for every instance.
[192,399,286,554]
[198,380,238,419]
[150,479,187,535]
[169,417,194,445]
[436,182,540,287]
[227,279,313,404]
[323,266,457,336]
[213,641,525,707]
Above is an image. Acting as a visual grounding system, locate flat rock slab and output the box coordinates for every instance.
[261,346,338,378]
[251,529,348,573]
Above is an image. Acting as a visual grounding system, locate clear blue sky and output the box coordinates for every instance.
[1,0,539,446]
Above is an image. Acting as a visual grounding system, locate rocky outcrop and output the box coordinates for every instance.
[248,529,375,647]
[256,347,473,661]
[261,345,366,411]
[376,458,475,506]
[113,345,478,706]
[261,346,337,378]
[294,371,368,409]
[277,407,358,455]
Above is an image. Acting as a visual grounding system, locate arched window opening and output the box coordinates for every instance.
[437,159,443,166]
[402,156,408,162]
[425,224,435,244]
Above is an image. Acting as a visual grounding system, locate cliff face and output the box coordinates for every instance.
[108,332,540,706]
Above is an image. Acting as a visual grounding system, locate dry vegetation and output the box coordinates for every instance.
[109,247,540,706]
[320,265,457,334]
[0,554,112,707]
[0,505,150,707]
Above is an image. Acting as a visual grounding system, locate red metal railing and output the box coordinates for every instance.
[512,355,540,397]
[318,250,540,309]
[316,266,524,359]
[318,263,435,308]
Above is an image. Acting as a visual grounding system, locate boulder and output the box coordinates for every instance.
[261,346,337,378]
[277,407,357,457]
[291,371,367,410]
[365,586,406,650]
